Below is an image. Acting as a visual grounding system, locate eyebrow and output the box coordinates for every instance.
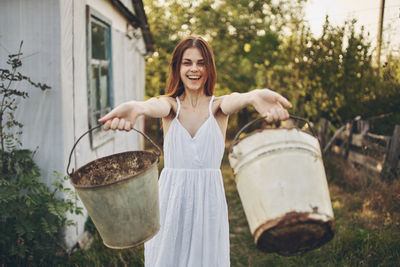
[182,58,205,62]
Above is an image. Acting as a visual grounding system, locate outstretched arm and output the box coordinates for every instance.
[220,89,292,122]
[98,97,172,131]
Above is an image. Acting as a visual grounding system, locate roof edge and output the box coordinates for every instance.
[108,0,154,55]
[131,0,155,55]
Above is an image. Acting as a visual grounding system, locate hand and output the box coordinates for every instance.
[98,101,141,131]
[252,89,292,122]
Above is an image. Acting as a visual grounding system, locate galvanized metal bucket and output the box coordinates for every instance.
[67,125,161,249]
[228,115,334,255]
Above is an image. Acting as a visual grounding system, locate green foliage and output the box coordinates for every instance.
[0,151,83,265]
[68,229,145,266]
[144,0,307,137]
[366,54,400,134]
[67,155,400,266]
[143,0,400,136]
[144,0,306,97]
[277,18,378,124]
[224,154,400,266]
[0,42,82,265]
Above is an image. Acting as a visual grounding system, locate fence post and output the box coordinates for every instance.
[357,119,369,135]
[381,125,400,181]
[344,121,355,160]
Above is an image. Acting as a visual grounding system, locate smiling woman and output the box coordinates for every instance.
[179,48,206,92]
[98,35,291,267]
[166,36,216,98]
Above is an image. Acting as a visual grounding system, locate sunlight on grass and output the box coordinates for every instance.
[68,153,400,266]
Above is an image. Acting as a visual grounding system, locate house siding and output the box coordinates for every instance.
[0,0,148,248]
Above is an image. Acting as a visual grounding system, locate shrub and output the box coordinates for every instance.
[0,41,82,265]
[0,150,83,265]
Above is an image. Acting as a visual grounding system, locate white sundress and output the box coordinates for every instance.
[144,96,230,267]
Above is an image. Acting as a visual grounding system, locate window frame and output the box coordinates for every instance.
[86,6,114,148]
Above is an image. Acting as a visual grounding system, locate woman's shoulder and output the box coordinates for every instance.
[212,95,229,117]
[157,95,178,107]
[213,95,225,102]
[157,95,176,102]
[213,95,230,106]
[157,95,178,116]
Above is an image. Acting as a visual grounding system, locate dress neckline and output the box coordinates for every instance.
[175,96,214,139]
[176,116,211,140]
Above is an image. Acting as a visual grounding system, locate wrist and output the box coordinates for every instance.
[248,89,260,105]
[128,100,144,116]
[137,101,148,116]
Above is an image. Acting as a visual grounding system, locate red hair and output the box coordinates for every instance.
[166,36,216,97]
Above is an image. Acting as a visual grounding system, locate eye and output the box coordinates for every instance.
[198,62,205,66]
[182,62,191,65]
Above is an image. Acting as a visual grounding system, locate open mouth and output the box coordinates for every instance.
[187,75,201,80]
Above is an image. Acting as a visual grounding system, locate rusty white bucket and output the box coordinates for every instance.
[67,125,161,249]
[228,115,334,255]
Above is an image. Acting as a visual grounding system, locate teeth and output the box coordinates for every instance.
[188,76,200,80]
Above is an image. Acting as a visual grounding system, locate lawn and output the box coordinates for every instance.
[68,151,400,266]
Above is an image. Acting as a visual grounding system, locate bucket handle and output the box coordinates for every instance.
[229,115,316,152]
[67,124,162,176]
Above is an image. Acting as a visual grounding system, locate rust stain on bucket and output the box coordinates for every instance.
[254,211,334,256]
[229,125,335,255]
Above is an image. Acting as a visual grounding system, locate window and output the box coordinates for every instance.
[87,7,113,147]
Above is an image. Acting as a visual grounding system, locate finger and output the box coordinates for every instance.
[276,106,284,121]
[272,110,279,121]
[279,107,289,120]
[124,121,132,131]
[282,109,290,120]
[103,120,112,131]
[277,95,292,108]
[264,112,273,123]
[99,109,117,123]
[276,108,285,121]
[111,118,119,130]
[118,119,126,130]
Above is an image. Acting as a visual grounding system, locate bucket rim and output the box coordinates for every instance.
[229,115,317,154]
[69,150,159,189]
[229,127,316,154]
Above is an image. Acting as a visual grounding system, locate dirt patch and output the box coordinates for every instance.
[71,151,157,187]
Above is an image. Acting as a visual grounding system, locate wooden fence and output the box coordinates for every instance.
[320,118,400,181]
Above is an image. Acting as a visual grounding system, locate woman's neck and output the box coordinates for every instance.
[180,89,207,108]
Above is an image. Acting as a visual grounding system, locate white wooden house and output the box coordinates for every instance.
[0,0,154,248]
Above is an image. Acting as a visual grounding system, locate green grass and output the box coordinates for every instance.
[68,153,400,266]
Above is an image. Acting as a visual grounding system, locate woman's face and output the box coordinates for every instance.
[180,47,207,93]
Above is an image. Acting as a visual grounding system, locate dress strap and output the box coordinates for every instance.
[175,96,181,118]
[209,95,215,117]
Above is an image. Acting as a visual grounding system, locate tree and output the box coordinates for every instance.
[143,0,400,136]
[143,0,306,136]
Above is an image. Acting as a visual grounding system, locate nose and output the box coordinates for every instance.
[190,63,200,72]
